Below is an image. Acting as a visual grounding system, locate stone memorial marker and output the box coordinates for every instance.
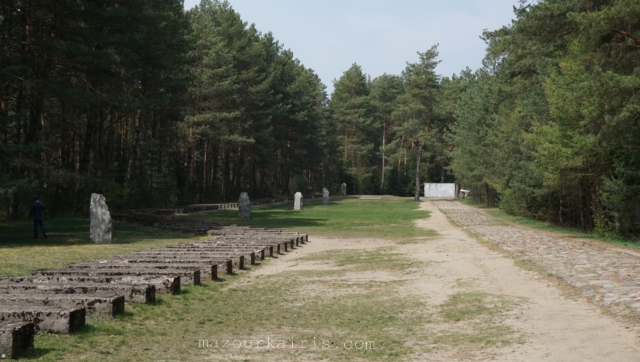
[90,193,112,244]
[294,192,303,211]
[238,192,251,219]
[322,187,329,204]
[341,183,347,196]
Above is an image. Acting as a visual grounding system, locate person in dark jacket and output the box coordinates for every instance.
[29,196,47,239]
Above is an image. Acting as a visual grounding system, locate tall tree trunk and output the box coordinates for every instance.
[231,148,243,197]
[195,140,204,203]
[414,142,423,201]
[485,183,490,207]
[76,112,96,212]
[201,139,208,203]
[123,111,141,209]
[211,145,218,201]
[97,109,107,179]
[183,122,194,204]
[250,162,257,196]
[8,197,19,220]
[440,161,445,183]
[579,179,586,232]
[26,92,43,146]
[558,193,564,228]
[223,150,230,201]
[259,168,265,198]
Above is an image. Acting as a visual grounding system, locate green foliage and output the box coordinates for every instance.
[329,64,379,194]
[448,0,640,237]
[186,196,437,240]
[0,0,329,217]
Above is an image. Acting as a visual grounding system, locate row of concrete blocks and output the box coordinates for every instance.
[0,228,307,358]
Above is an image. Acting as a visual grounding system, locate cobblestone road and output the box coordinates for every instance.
[433,200,640,321]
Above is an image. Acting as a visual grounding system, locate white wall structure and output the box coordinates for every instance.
[424,183,457,198]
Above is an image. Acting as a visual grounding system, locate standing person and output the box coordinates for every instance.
[29,196,47,239]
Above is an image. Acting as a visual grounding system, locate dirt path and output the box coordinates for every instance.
[411,201,640,361]
[235,201,640,361]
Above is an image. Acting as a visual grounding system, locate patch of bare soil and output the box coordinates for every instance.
[407,201,640,361]
[212,202,640,361]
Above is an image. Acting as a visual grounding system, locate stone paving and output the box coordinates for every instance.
[433,200,640,321]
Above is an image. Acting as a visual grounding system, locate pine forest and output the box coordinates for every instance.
[2,0,639,238]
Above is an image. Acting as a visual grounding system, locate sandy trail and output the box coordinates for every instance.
[246,201,640,361]
[408,201,640,361]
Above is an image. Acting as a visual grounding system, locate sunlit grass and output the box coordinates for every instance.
[186,196,438,240]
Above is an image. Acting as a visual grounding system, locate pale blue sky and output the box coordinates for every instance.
[183,0,519,94]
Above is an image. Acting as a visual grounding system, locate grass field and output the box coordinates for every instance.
[1,196,459,361]
[186,196,438,240]
[0,219,199,277]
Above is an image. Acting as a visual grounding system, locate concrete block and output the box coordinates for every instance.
[202,245,269,259]
[144,252,245,269]
[0,294,125,317]
[0,322,34,358]
[0,306,85,334]
[103,259,219,280]
[115,254,232,276]
[199,239,284,254]
[136,251,243,271]
[2,275,180,295]
[63,262,210,280]
[0,282,154,305]
[33,268,197,287]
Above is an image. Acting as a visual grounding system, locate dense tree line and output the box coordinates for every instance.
[3,0,638,238]
[450,0,640,237]
[328,0,639,238]
[327,47,459,199]
[1,0,328,218]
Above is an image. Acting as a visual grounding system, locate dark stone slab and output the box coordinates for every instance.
[63,262,211,281]
[103,259,221,279]
[182,246,265,262]
[2,275,180,295]
[0,306,85,334]
[136,250,244,270]
[0,322,34,358]
[152,244,267,254]
[0,294,125,317]
[114,254,232,276]
[196,240,283,254]
[203,237,292,246]
[0,282,154,304]
[33,268,196,287]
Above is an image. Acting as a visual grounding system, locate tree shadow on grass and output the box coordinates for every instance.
[22,347,52,360]
[0,220,195,249]
[187,210,330,230]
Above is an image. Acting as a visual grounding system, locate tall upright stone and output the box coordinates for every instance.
[90,193,112,244]
[238,192,251,219]
[294,192,303,211]
[341,183,347,196]
[322,187,330,204]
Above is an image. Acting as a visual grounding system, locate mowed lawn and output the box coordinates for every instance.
[0,196,443,361]
[0,219,199,277]
[187,196,437,240]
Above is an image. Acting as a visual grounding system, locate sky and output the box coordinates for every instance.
[183,0,520,95]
